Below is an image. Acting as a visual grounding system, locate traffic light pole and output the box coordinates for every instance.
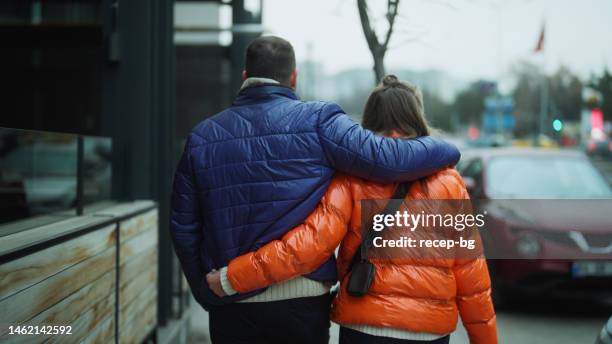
[536,71,549,147]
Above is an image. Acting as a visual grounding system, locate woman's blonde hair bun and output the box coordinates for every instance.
[381,74,400,87]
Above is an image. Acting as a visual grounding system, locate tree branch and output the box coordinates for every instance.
[382,0,400,50]
[357,0,380,54]
[357,0,401,82]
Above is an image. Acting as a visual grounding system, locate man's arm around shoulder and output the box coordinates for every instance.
[316,102,460,182]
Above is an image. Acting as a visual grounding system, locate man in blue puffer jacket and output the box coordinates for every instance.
[170,36,460,343]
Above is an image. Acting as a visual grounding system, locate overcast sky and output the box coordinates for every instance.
[262,0,612,82]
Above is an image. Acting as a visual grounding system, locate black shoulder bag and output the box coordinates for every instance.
[346,181,413,297]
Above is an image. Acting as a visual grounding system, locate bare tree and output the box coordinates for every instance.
[357,0,400,84]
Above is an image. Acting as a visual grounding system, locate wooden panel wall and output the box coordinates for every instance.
[0,207,159,344]
[0,224,116,344]
[118,209,158,344]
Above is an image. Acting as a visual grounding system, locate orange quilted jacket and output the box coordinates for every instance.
[227,169,497,344]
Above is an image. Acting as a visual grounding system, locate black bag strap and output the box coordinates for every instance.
[350,180,414,269]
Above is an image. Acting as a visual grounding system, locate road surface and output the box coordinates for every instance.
[449,297,611,344]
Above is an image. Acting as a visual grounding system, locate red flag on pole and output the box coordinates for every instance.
[534,23,545,53]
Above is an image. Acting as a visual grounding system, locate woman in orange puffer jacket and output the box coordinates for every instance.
[219,75,497,344]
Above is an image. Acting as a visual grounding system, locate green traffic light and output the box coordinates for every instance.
[552,119,563,132]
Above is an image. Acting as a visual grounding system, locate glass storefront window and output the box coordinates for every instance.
[0,1,102,26]
[0,128,112,236]
[82,135,114,213]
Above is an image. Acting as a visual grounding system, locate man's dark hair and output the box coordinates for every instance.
[245,36,296,86]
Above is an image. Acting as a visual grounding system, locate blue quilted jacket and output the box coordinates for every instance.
[170,84,460,309]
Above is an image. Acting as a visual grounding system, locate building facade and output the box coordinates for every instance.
[0,1,262,342]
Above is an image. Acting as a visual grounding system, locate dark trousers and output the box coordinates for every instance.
[339,327,450,344]
[209,294,331,344]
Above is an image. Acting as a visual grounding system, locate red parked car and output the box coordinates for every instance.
[457,148,612,304]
